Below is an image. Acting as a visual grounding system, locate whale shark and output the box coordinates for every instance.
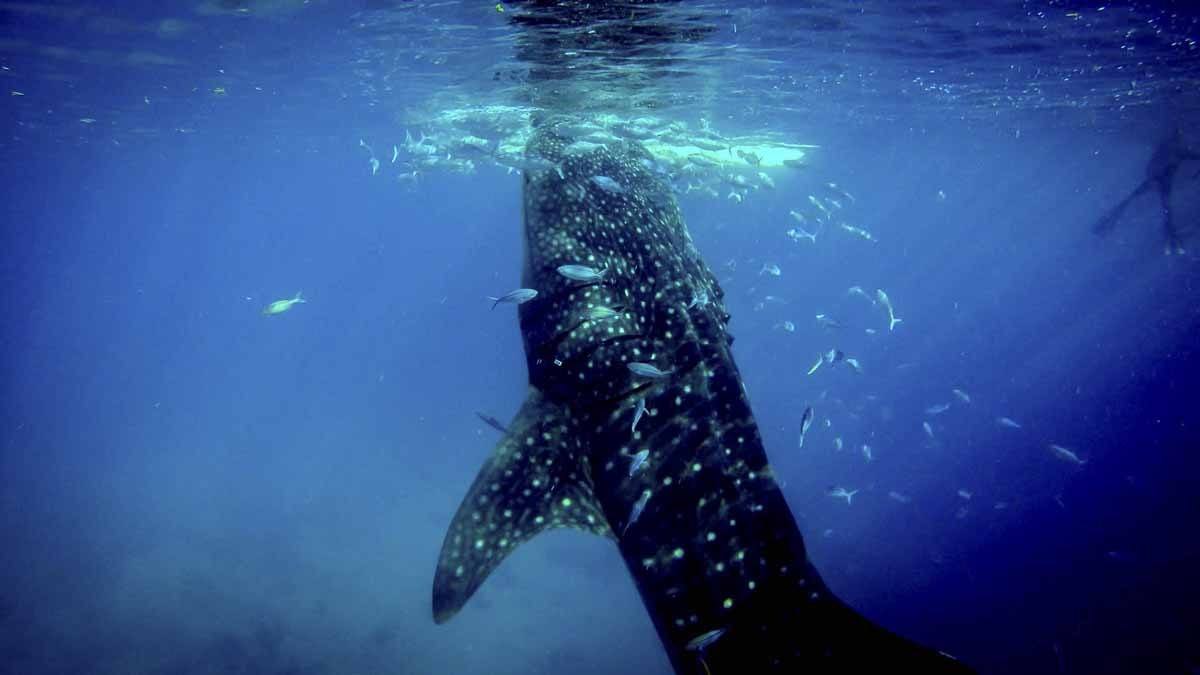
[432,126,973,674]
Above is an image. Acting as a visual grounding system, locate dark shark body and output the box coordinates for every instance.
[433,128,972,673]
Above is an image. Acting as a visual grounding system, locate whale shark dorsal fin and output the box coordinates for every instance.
[432,389,611,623]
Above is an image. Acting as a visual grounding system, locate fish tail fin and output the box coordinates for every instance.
[890,316,902,331]
[487,296,500,309]
[294,291,305,303]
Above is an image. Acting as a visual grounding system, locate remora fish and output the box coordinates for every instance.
[431,126,972,674]
[475,411,508,434]
[631,398,647,435]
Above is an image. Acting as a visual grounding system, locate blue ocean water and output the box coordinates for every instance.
[1,2,1198,674]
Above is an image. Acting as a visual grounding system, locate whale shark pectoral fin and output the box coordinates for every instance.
[432,389,611,624]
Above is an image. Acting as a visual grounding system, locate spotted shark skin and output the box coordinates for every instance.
[432,128,973,674]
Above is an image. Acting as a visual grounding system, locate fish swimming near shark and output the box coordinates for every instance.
[797,405,815,448]
[876,288,902,331]
[487,287,539,309]
[431,124,972,674]
[474,411,508,434]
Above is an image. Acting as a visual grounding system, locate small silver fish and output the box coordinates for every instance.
[888,491,911,504]
[631,399,647,435]
[369,157,380,175]
[587,305,621,321]
[1049,444,1087,465]
[786,226,817,244]
[840,223,876,242]
[876,288,902,330]
[685,627,727,652]
[826,182,856,203]
[827,486,858,504]
[957,489,973,500]
[797,406,814,448]
[923,421,934,439]
[628,448,649,475]
[847,286,875,304]
[622,490,652,535]
[687,289,709,310]
[391,145,398,163]
[952,388,971,404]
[861,444,873,462]
[262,291,307,316]
[925,403,952,415]
[556,264,606,283]
[815,313,841,328]
[997,417,1022,429]
[487,288,538,309]
[591,175,625,193]
[628,362,672,379]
